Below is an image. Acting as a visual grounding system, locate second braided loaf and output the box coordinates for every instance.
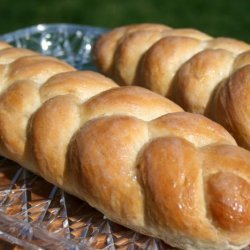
[94,23,250,149]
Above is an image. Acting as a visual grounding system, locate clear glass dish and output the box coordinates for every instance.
[0,24,174,250]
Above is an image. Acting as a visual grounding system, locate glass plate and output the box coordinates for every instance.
[0,24,175,250]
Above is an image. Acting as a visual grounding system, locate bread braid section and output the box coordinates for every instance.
[94,24,250,149]
[1,41,250,249]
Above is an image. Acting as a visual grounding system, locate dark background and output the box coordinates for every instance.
[0,0,250,42]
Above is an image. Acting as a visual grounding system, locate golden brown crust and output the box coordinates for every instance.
[94,23,250,151]
[113,30,166,85]
[94,23,171,75]
[173,49,235,113]
[0,41,12,50]
[207,172,250,232]
[139,136,223,248]
[140,36,203,95]
[149,112,236,147]
[82,86,182,122]
[201,144,250,244]
[1,42,250,249]
[69,116,148,227]
[208,65,250,149]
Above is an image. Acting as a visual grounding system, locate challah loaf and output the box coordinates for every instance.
[94,24,250,149]
[1,41,250,250]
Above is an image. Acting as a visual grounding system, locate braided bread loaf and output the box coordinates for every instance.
[94,23,250,149]
[1,40,250,250]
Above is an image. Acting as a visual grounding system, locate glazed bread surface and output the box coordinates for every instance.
[1,41,250,250]
[94,23,250,149]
